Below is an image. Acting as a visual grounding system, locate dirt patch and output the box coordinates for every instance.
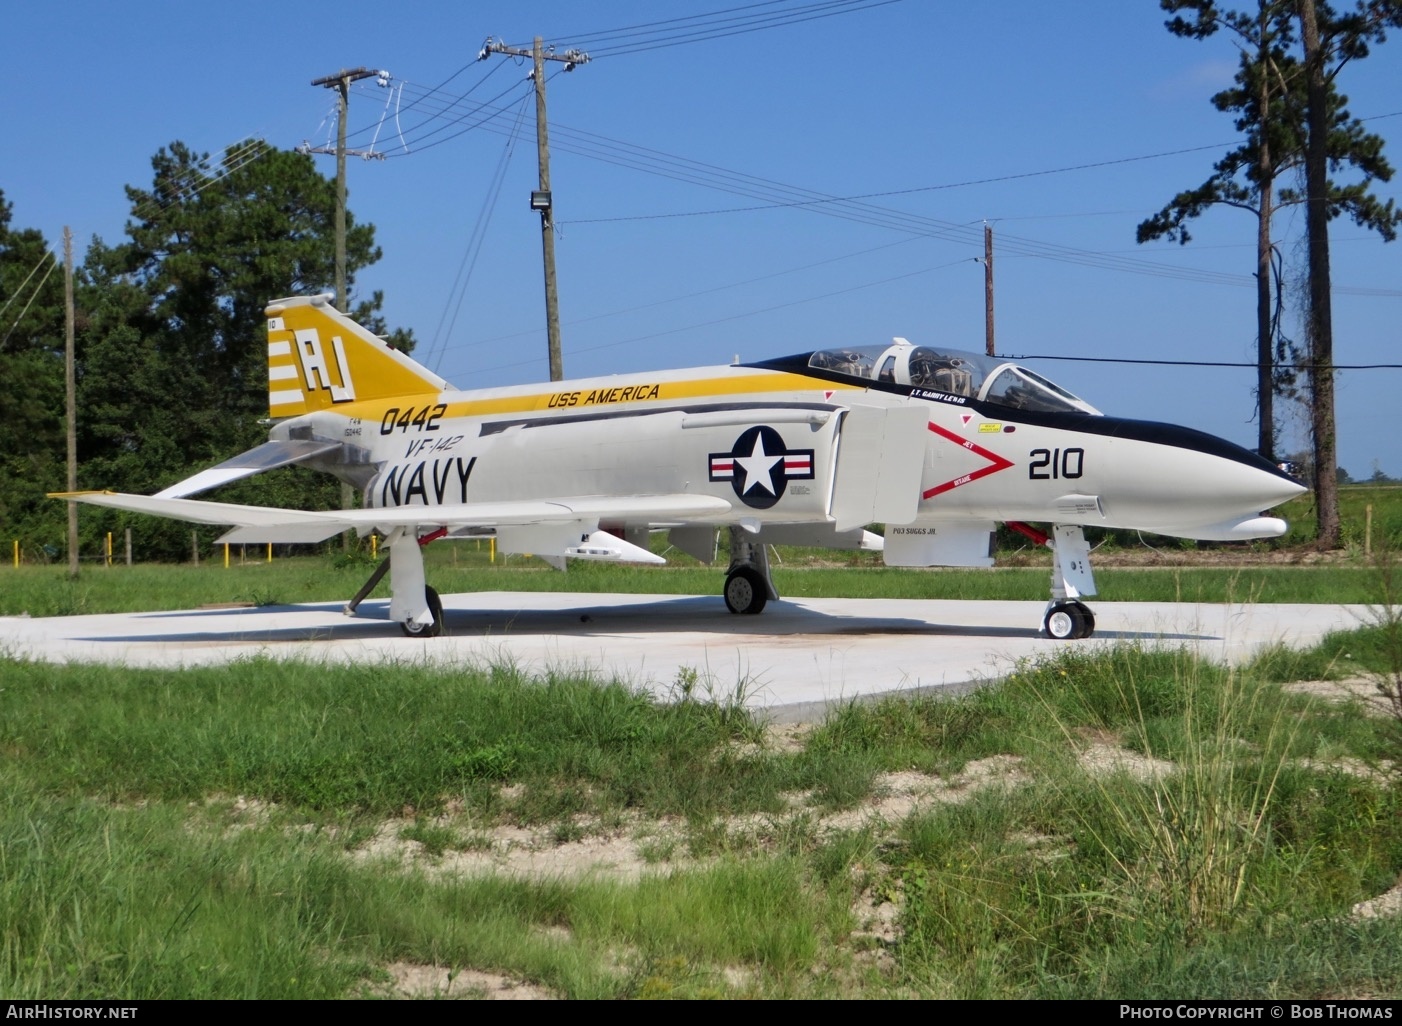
[821,757,1027,832]
[381,961,554,1000]
[348,756,1030,881]
[350,814,662,882]
[1078,741,1176,782]
[766,722,814,754]
[1283,677,1399,718]
[1351,878,1402,922]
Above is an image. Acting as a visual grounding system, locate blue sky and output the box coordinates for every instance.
[5,1,1400,479]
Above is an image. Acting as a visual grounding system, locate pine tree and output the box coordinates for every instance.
[1140,0,1401,545]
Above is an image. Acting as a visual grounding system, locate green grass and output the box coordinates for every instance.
[0,542,1395,618]
[3,623,1401,999]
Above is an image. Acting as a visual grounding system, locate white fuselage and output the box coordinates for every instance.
[272,355,1303,548]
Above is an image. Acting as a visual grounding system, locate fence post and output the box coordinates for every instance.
[192,530,199,566]
[1366,504,1374,557]
[125,528,132,566]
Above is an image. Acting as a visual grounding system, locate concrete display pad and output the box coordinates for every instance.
[0,593,1372,722]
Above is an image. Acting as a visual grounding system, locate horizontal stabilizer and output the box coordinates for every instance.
[155,440,342,499]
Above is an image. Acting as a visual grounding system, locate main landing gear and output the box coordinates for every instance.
[723,525,778,615]
[401,585,443,638]
[1007,522,1099,640]
[1044,599,1095,641]
[342,527,447,638]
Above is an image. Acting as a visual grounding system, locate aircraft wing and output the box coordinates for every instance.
[54,490,734,550]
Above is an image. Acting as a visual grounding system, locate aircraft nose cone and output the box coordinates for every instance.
[1096,418,1309,538]
[1263,473,1309,507]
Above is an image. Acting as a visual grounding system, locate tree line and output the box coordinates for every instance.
[0,140,414,561]
[3,2,1400,561]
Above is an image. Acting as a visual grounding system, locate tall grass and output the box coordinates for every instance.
[1041,655,1300,938]
[4,631,1402,997]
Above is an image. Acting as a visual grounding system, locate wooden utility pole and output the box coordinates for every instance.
[482,38,589,381]
[64,227,78,578]
[309,67,384,315]
[310,67,385,541]
[982,223,995,356]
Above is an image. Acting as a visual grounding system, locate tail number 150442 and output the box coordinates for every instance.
[1028,447,1084,480]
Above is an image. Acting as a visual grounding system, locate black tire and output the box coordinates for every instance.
[723,566,768,615]
[1068,601,1095,639]
[1044,602,1081,640]
[401,585,444,638]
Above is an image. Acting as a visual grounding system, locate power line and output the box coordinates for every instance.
[558,141,1242,224]
[466,256,973,376]
[0,248,57,324]
[129,138,271,222]
[0,251,58,352]
[541,0,906,58]
[340,60,512,154]
[376,77,534,157]
[425,94,532,372]
[1009,354,1402,370]
[450,234,925,353]
[336,82,1402,298]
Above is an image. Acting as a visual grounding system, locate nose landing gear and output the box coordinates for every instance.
[1007,521,1099,640]
[723,525,778,615]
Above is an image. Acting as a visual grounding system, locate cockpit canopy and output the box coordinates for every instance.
[806,338,1100,415]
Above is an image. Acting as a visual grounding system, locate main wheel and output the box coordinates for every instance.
[723,566,768,615]
[401,585,444,638]
[1068,601,1095,639]
[1044,601,1092,640]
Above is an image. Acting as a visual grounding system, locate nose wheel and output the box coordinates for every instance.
[724,566,768,615]
[722,526,778,615]
[1044,600,1094,640]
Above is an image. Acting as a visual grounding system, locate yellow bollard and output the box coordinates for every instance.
[490,537,496,563]
[266,543,272,563]
[371,533,378,559]
[105,532,113,567]
[224,543,230,569]
[13,539,18,568]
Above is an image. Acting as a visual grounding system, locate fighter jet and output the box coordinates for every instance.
[58,294,1306,640]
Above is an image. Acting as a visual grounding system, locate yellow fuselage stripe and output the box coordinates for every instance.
[317,371,858,423]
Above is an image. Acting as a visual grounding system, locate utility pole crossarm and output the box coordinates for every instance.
[479,39,590,69]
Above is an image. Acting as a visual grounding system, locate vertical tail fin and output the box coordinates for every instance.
[265,294,450,417]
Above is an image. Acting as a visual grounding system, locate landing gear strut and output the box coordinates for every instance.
[343,527,448,638]
[723,526,777,615]
[1008,522,1098,640]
